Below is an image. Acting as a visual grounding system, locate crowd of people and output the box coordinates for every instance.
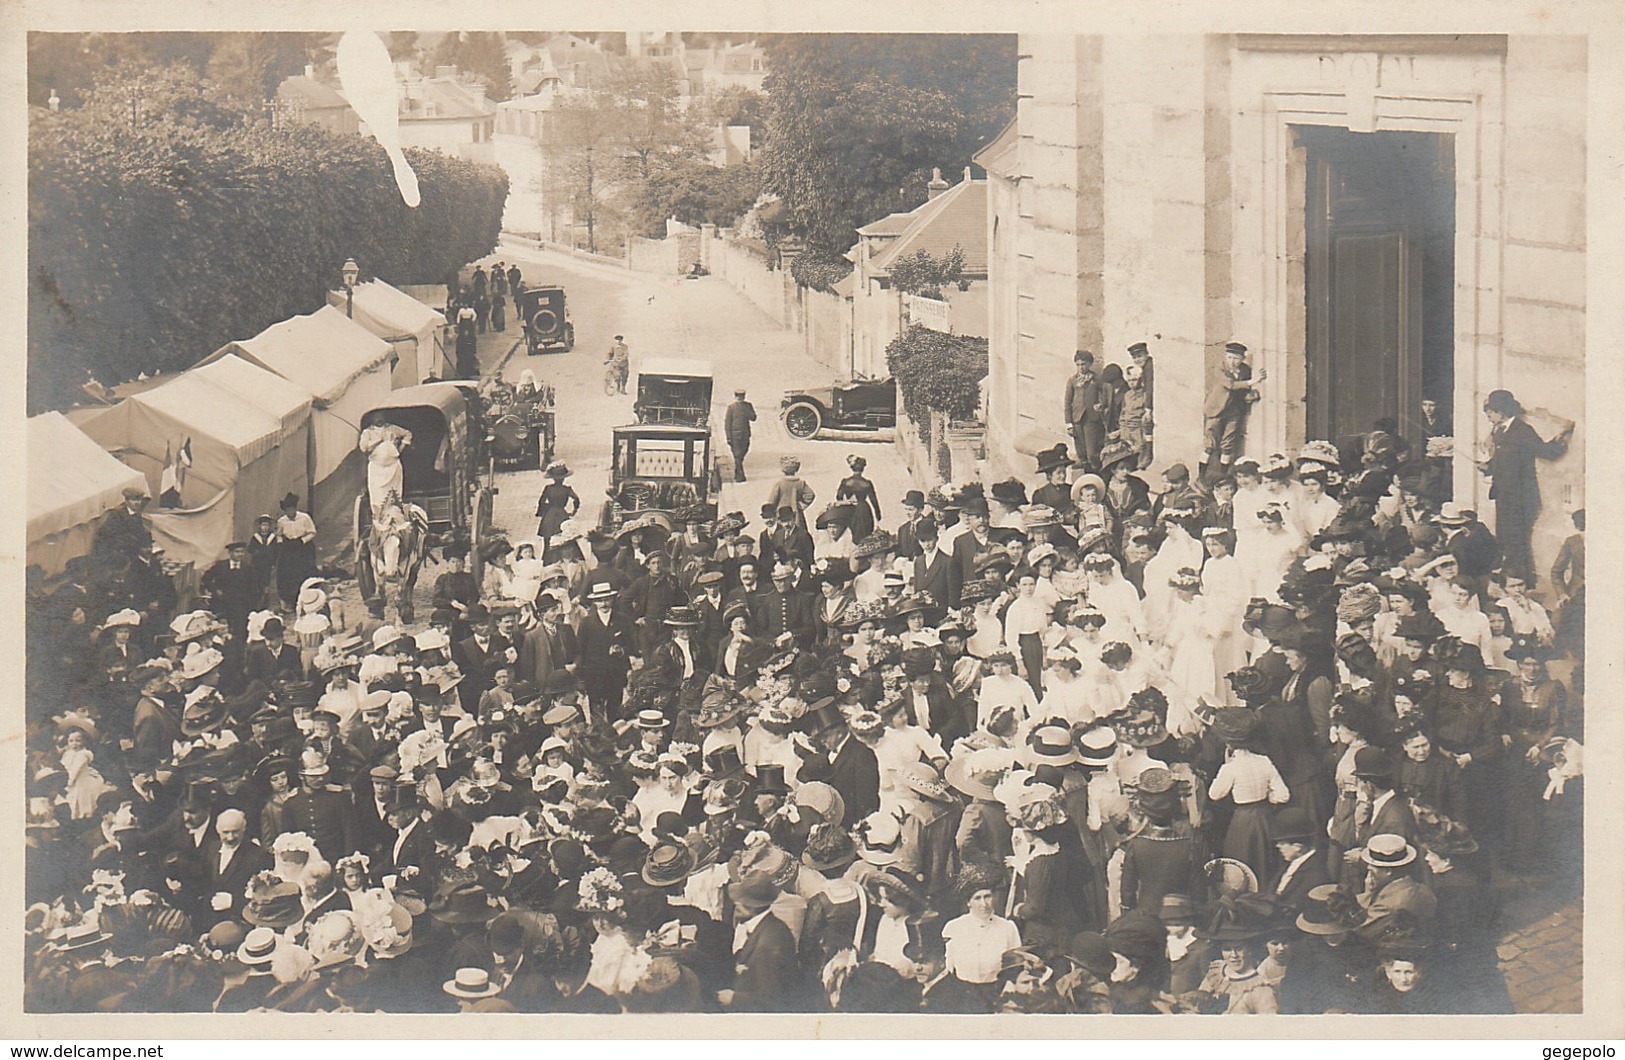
[23,357,1586,1014]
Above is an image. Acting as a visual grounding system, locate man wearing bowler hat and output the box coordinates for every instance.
[1064,350,1109,474]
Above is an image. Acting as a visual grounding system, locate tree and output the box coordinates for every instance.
[888,245,967,300]
[542,57,712,248]
[29,62,508,412]
[644,159,761,230]
[205,33,323,111]
[758,34,1016,258]
[886,324,989,443]
[544,93,620,252]
[695,83,769,145]
[431,31,514,102]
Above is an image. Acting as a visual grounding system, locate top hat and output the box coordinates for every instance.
[1270,806,1317,844]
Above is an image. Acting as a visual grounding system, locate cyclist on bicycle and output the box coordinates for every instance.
[606,335,630,395]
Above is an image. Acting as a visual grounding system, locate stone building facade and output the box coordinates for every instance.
[981,34,1585,570]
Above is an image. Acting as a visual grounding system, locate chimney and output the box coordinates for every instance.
[305,64,315,79]
[963,166,973,182]
[926,167,949,200]
[468,82,486,107]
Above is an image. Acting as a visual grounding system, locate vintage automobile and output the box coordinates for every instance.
[780,375,898,439]
[480,375,556,471]
[605,424,718,530]
[518,285,575,354]
[635,357,715,427]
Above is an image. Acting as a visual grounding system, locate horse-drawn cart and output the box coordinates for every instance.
[355,383,494,623]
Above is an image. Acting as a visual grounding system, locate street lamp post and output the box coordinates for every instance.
[342,257,359,318]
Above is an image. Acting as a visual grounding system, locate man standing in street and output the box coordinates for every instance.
[1065,351,1108,474]
[607,335,631,395]
[726,388,756,482]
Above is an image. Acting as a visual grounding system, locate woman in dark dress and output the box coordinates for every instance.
[535,462,581,551]
[1500,640,1567,867]
[836,455,882,545]
[274,493,318,610]
[1430,642,1507,856]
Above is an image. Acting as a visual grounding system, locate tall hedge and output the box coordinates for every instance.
[885,324,988,444]
[28,64,509,412]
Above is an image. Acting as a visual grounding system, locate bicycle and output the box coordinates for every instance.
[604,362,628,396]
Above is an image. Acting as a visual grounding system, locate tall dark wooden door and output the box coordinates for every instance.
[1303,128,1454,443]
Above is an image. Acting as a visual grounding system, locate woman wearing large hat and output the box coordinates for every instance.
[1430,639,1506,851]
[1118,767,1200,917]
[1191,894,1280,1013]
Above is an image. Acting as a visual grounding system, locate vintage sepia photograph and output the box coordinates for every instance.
[15,10,1611,1030]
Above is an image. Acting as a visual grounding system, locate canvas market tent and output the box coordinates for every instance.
[328,280,451,384]
[79,359,313,568]
[205,305,395,563]
[28,411,149,575]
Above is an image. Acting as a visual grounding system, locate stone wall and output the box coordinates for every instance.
[1498,35,1586,566]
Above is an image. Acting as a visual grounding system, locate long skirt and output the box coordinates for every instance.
[1222,801,1277,882]
[277,539,317,607]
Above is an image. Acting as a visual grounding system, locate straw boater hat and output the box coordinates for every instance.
[1362,833,1417,869]
[444,967,502,999]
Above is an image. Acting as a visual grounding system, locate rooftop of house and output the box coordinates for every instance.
[399,75,498,122]
[276,75,350,110]
[856,171,990,277]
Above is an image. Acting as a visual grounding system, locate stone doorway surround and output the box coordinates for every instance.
[1228,34,1505,503]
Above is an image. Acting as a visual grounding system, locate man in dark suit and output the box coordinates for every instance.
[690,571,729,668]
[350,764,400,863]
[1264,808,1331,918]
[806,709,880,824]
[347,691,395,765]
[277,751,356,865]
[1438,504,1504,593]
[243,617,304,691]
[761,507,815,572]
[1479,388,1573,582]
[201,542,262,640]
[947,498,994,608]
[206,808,271,925]
[893,491,928,560]
[624,550,683,656]
[750,562,816,648]
[132,781,218,866]
[725,388,757,482]
[1339,747,1418,889]
[453,606,514,717]
[381,789,434,874]
[719,878,801,1011]
[911,519,952,609]
[577,582,636,729]
[94,486,155,562]
[520,594,578,691]
[723,556,765,613]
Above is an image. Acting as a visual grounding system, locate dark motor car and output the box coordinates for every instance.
[518,285,575,354]
[780,376,898,439]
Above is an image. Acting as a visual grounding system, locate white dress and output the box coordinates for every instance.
[1161,595,1217,735]
[1201,554,1251,702]
[1241,526,1303,602]
[1142,530,1204,636]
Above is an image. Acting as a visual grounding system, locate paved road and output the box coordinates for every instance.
[475,245,919,547]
